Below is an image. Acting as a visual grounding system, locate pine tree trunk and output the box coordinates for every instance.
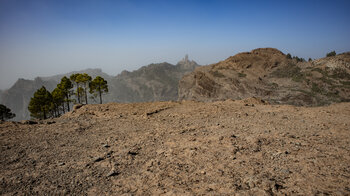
[85,85,88,104]
[99,90,102,104]
[77,86,80,104]
[43,109,46,120]
[76,83,81,104]
[66,94,70,111]
[57,105,61,116]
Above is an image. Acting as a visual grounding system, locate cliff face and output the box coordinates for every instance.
[179,48,350,106]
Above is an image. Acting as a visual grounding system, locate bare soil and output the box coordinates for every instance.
[1,99,350,195]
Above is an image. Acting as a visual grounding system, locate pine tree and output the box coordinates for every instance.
[57,76,73,111]
[0,104,15,121]
[77,73,92,104]
[70,73,82,104]
[51,87,65,117]
[28,86,53,119]
[76,87,85,104]
[89,76,108,104]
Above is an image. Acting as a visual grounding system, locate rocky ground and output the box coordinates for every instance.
[1,99,350,195]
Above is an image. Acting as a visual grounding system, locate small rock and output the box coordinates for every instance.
[46,121,55,125]
[93,157,104,162]
[102,144,110,148]
[58,162,65,166]
[281,169,291,174]
[106,170,119,177]
[73,104,84,111]
[21,120,38,125]
[128,151,138,156]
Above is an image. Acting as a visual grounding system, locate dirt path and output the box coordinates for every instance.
[1,99,350,195]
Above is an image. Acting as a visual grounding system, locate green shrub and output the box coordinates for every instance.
[238,72,247,77]
[0,104,15,121]
[326,51,336,57]
[311,83,322,94]
[331,68,350,79]
[271,63,304,82]
[210,70,225,78]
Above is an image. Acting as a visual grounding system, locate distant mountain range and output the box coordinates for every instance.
[0,56,199,120]
[2,48,350,121]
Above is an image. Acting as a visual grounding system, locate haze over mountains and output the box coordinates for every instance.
[1,48,350,194]
[0,56,199,120]
[1,48,350,121]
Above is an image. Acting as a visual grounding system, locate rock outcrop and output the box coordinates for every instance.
[179,48,350,106]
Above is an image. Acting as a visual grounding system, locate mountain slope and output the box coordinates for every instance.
[0,56,199,120]
[179,48,350,106]
[106,56,198,103]
[0,69,111,121]
[0,78,57,120]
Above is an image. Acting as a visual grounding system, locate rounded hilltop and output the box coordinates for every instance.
[179,47,350,106]
[215,47,288,70]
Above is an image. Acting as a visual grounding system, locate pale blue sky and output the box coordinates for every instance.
[1,0,350,89]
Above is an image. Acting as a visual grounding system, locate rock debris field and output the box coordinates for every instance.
[1,98,350,195]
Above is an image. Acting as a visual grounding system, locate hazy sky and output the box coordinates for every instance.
[1,0,350,89]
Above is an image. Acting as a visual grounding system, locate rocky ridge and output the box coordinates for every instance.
[106,56,198,103]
